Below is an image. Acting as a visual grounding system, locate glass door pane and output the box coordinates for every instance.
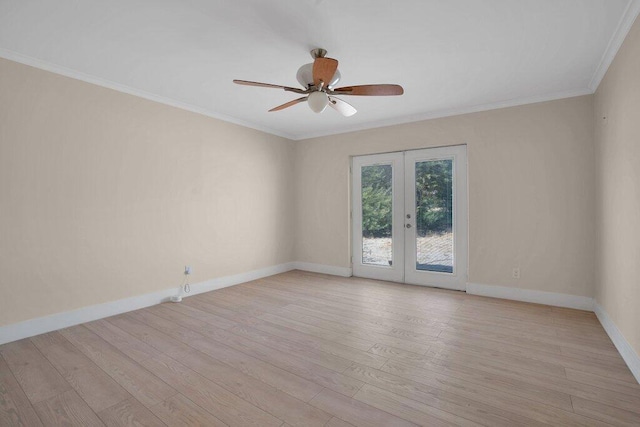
[361,164,393,267]
[415,159,454,273]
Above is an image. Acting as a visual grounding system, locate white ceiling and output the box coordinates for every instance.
[1,0,638,140]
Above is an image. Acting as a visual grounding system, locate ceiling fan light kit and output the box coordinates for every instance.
[233,48,403,116]
[308,91,329,113]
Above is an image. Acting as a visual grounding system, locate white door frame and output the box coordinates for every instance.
[404,145,468,290]
[351,145,468,290]
[352,152,405,283]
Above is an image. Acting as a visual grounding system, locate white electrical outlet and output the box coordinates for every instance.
[184,266,192,275]
[512,267,520,279]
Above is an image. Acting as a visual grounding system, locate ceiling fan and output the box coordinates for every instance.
[233,48,404,117]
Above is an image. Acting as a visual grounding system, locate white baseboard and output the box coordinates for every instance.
[0,261,353,345]
[0,262,296,346]
[292,261,353,277]
[466,282,594,311]
[458,283,640,385]
[2,262,638,385]
[594,303,640,384]
[193,262,296,294]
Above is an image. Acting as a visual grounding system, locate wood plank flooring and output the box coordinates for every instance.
[1,270,639,426]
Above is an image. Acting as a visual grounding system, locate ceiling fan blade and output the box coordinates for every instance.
[268,97,308,112]
[328,96,357,117]
[233,80,307,94]
[313,57,338,87]
[331,84,404,96]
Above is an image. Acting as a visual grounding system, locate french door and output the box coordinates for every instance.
[352,145,468,290]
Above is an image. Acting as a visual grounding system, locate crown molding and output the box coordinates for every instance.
[0,48,297,141]
[293,88,593,141]
[5,15,633,144]
[588,0,640,92]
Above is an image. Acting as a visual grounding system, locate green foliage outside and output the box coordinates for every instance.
[415,160,452,235]
[361,165,393,237]
[361,160,452,238]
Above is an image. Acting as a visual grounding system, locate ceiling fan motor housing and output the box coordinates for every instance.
[296,63,341,89]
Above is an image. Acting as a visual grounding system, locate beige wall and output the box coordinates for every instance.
[594,16,640,356]
[0,58,295,326]
[0,49,619,330]
[295,96,596,297]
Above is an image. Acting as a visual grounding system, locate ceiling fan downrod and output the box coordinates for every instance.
[310,48,327,59]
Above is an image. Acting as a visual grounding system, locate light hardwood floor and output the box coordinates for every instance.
[1,270,639,426]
